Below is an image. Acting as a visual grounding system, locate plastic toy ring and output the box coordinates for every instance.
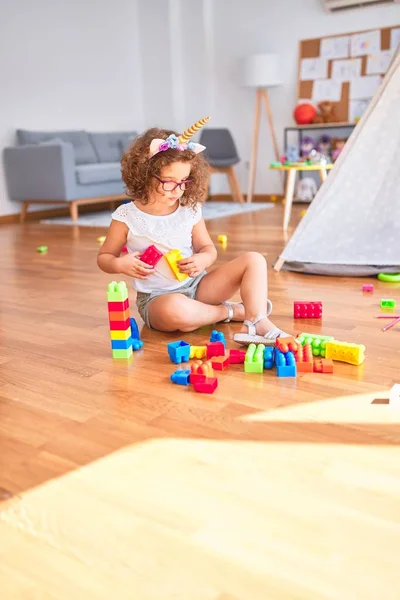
[377,273,400,282]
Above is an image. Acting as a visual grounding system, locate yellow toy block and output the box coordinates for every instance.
[164,249,188,282]
[325,340,365,366]
[217,235,227,244]
[190,345,207,359]
[110,329,131,340]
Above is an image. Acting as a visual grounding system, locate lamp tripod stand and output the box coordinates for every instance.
[246,88,282,203]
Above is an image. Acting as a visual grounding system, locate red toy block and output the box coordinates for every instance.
[362,284,374,292]
[109,318,130,331]
[206,342,225,359]
[293,301,322,319]
[229,349,246,364]
[313,359,334,373]
[211,353,230,370]
[108,299,129,312]
[108,309,130,322]
[275,336,299,353]
[294,343,313,372]
[193,377,218,394]
[140,245,163,267]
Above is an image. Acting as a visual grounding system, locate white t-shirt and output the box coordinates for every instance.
[112,201,203,293]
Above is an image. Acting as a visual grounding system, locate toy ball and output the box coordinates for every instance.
[293,103,316,125]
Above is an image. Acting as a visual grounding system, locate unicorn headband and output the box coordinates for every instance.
[149,116,211,158]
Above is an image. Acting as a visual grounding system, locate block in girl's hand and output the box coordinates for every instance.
[164,249,188,281]
[139,245,163,267]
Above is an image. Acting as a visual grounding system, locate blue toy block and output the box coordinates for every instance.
[111,337,133,350]
[275,349,297,377]
[170,369,191,385]
[264,346,274,369]
[130,318,141,340]
[210,329,227,348]
[132,339,144,351]
[167,340,191,364]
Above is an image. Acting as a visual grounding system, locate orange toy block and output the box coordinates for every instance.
[313,359,334,373]
[294,343,313,372]
[275,336,299,353]
[189,360,214,384]
[211,353,230,371]
[108,309,130,322]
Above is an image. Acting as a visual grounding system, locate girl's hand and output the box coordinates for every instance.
[117,252,155,279]
[177,253,209,278]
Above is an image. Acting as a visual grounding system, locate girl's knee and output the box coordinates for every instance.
[244,251,267,267]
[151,296,196,332]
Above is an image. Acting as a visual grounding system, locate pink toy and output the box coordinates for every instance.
[293,301,322,319]
[229,349,246,364]
[362,284,374,292]
[206,342,225,359]
[140,245,163,267]
[193,378,218,394]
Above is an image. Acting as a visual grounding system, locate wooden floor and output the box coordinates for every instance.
[1,203,400,600]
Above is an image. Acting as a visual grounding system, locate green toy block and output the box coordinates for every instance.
[112,347,133,359]
[296,333,334,357]
[380,299,396,309]
[244,343,265,374]
[37,245,48,253]
[107,281,128,302]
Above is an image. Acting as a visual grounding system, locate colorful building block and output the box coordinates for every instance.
[189,360,214,384]
[164,249,188,282]
[296,333,334,357]
[107,281,132,359]
[275,336,299,354]
[170,369,191,385]
[217,235,227,243]
[275,349,297,377]
[206,342,225,359]
[111,338,133,350]
[167,340,191,364]
[112,347,133,359]
[129,318,143,350]
[107,281,129,302]
[362,284,374,292]
[211,354,230,371]
[294,301,322,319]
[244,343,265,374]
[380,299,396,309]
[325,340,365,366]
[210,330,227,348]
[313,359,334,373]
[193,378,218,394]
[263,346,274,369]
[189,345,207,359]
[294,343,313,372]
[140,245,163,267]
[229,349,246,364]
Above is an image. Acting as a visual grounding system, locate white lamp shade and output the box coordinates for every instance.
[242,53,282,88]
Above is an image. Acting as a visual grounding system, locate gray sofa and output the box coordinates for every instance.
[3,129,137,221]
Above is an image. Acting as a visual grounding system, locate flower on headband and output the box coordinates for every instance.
[158,141,170,152]
[187,141,195,151]
[166,134,178,148]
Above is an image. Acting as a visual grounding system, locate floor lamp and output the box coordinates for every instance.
[243,53,283,203]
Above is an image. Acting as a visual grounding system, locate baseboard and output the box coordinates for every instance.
[0,194,283,224]
[208,194,283,203]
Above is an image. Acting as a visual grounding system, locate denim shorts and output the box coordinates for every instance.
[136,271,207,329]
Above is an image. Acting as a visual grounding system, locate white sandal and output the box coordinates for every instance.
[220,299,273,323]
[233,314,288,346]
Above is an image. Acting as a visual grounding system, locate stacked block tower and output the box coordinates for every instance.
[107,281,132,359]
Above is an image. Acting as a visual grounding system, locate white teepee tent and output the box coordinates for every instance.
[275,46,400,276]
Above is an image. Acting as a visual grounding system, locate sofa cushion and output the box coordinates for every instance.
[16,129,98,165]
[89,131,137,162]
[75,162,122,185]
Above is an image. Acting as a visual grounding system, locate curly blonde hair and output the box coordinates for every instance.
[121,128,210,208]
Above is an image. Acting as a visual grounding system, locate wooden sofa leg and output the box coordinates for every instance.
[20,201,30,223]
[70,202,79,221]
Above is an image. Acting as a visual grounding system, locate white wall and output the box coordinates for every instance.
[0,0,145,216]
[1,0,399,216]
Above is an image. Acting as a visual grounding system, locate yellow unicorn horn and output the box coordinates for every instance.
[178,116,211,144]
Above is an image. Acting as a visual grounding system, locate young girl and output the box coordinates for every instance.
[97,117,287,345]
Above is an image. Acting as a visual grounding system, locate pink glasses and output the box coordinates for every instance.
[153,176,193,192]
